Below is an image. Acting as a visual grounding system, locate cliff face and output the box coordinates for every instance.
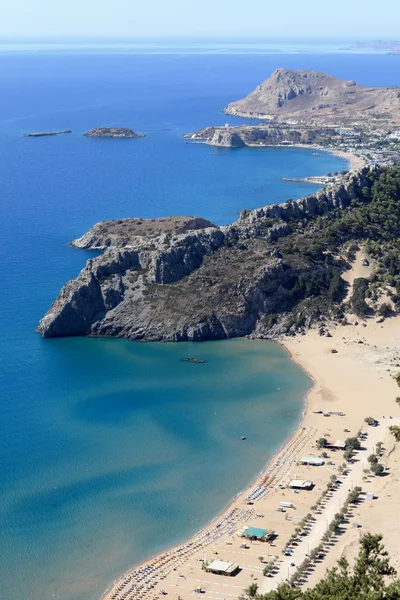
[38,167,380,342]
[224,68,400,124]
[187,124,337,148]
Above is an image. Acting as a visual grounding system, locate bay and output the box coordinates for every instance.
[1,47,397,600]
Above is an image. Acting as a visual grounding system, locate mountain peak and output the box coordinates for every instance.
[224,69,400,124]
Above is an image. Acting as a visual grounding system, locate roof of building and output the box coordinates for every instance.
[330,440,346,448]
[244,527,268,538]
[207,560,236,573]
[299,457,324,465]
[289,479,313,488]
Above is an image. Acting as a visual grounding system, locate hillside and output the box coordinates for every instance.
[38,166,400,342]
[224,68,400,124]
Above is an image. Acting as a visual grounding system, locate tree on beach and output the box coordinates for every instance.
[263,562,275,577]
[370,462,385,476]
[368,453,378,464]
[345,436,361,451]
[389,425,400,441]
[316,437,328,449]
[343,448,353,461]
[244,583,259,598]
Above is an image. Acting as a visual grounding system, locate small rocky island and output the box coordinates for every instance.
[23,130,72,137]
[84,127,145,138]
[38,165,400,342]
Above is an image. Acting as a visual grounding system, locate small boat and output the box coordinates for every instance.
[241,436,246,440]
[313,152,320,156]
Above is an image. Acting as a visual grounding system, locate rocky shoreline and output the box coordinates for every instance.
[38,167,380,342]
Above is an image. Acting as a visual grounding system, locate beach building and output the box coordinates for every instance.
[327,440,346,450]
[244,527,274,541]
[298,457,324,466]
[206,560,239,576]
[288,479,313,490]
[279,501,293,509]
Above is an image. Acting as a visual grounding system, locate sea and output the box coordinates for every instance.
[0,40,399,600]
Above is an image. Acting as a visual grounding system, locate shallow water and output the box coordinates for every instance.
[0,337,311,600]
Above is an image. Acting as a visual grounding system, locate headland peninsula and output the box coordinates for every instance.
[186,69,400,167]
[38,166,400,343]
[37,69,400,600]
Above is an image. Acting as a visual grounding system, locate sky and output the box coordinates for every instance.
[0,0,399,39]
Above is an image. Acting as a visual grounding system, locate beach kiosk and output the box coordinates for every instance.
[244,527,274,542]
[327,440,346,450]
[288,479,313,490]
[206,560,239,576]
[299,457,324,466]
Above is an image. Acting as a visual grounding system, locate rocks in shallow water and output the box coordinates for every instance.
[181,357,205,364]
[23,130,72,137]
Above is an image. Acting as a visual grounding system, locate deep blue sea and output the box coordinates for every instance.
[1,46,399,600]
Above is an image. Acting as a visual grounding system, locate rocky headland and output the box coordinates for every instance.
[185,123,339,148]
[39,165,400,342]
[84,127,145,138]
[223,68,400,125]
[185,69,400,167]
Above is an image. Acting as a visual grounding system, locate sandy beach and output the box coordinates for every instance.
[286,144,366,172]
[100,258,400,600]
[326,148,366,172]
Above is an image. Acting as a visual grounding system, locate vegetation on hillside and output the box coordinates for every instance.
[268,166,400,322]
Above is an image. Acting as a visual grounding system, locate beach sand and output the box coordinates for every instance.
[327,148,366,172]
[287,145,366,172]
[100,260,400,600]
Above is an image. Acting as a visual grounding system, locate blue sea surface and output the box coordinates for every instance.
[1,47,399,600]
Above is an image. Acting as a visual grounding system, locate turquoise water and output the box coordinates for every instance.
[0,338,310,600]
[2,48,398,600]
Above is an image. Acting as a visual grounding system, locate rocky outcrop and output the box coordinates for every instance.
[72,216,216,250]
[84,128,145,138]
[38,167,380,342]
[186,124,338,148]
[239,167,374,223]
[23,130,72,137]
[206,129,245,148]
[224,68,400,125]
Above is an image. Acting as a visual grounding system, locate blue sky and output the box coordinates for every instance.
[0,0,399,38]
